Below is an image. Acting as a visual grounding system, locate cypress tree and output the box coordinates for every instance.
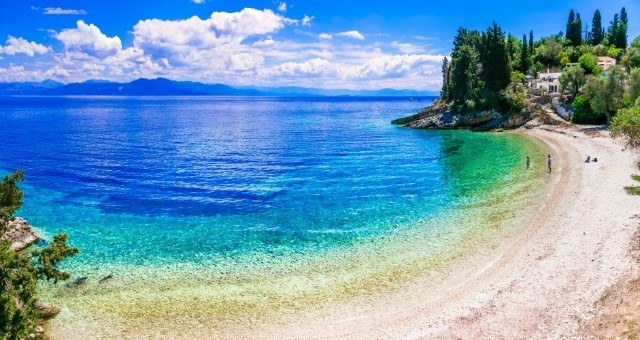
[480,22,511,102]
[520,34,530,73]
[618,7,628,48]
[441,57,450,100]
[574,13,583,46]
[591,10,603,45]
[529,30,534,52]
[566,10,575,41]
[608,13,620,47]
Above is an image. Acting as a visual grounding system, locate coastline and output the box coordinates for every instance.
[42,124,639,338]
[246,124,640,339]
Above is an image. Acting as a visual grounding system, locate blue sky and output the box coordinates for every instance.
[0,1,638,90]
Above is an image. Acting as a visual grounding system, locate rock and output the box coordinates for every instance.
[35,326,44,333]
[34,301,60,319]
[67,276,88,288]
[1,218,40,251]
[99,274,114,284]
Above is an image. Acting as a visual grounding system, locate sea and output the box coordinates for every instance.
[0,96,548,334]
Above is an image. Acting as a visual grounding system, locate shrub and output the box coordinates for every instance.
[571,95,606,124]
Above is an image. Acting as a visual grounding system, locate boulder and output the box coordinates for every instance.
[1,218,40,251]
[34,301,60,319]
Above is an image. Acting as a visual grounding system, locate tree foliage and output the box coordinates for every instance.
[611,98,640,149]
[0,170,78,339]
[628,36,640,69]
[571,95,605,124]
[559,65,586,100]
[578,53,601,75]
[585,66,627,124]
[590,10,604,45]
[566,10,583,46]
[0,170,24,233]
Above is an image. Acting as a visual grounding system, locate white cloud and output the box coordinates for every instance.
[0,8,444,90]
[278,2,287,12]
[190,0,208,3]
[301,15,314,26]
[0,36,51,56]
[337,30,365,40]
[43,7,87,15]
[56,21,122,58]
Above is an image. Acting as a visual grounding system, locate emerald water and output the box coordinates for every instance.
[0,96,546,331]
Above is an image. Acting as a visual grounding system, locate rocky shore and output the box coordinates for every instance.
[1,217,40,251]
[392,97,562,131]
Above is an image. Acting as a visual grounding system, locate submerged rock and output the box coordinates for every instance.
[99,274,114,284]
[1,218,40,251]
[67,276,88,288]
[34,301,60,319]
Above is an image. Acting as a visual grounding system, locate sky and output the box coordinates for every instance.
[0,1,638,90]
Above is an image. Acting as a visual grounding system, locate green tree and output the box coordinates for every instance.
[611,98,640,149]
[520,34,530,73]
[0,170,24,233]
[529,30,534,53]
[585,66,627,124]
[559,65,586,100]
[0,242,38,339]
[480,22,511,108]
[617,7,628,49]
[626,68,640,106]
[440,57,451,101]
[0,170,78,339]
[571,95,606,124]
[578,53,602,75]
[590,10,604,45]
[566,10,582,46]
[628,36,640,69]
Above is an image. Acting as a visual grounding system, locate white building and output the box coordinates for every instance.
[597,56,616,71]
[533,72,562,94]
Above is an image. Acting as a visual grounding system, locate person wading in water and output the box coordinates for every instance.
[547,154,552,173]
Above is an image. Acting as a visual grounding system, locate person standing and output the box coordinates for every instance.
[547,154,552,172]
[526,156,530,169]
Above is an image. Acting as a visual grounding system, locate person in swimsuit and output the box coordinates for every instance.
[526,156,530,169]
[547,154,552,172]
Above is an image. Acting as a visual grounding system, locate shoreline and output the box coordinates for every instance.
[249,124,640,339]
[44,124,639,338]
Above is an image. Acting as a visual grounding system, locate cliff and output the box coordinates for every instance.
[1,218,40,251]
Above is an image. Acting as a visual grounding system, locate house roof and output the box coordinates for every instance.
[597,56,616,63]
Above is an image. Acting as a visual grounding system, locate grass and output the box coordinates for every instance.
[625,175,640,195]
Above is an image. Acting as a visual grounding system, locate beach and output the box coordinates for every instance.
[232,124,640,339]
[41,123,639,339]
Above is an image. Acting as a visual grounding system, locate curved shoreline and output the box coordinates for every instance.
[44,125,639,338]
[246,125,639,339]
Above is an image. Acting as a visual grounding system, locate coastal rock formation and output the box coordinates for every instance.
[393,101,553,132]
[1,218,40,251]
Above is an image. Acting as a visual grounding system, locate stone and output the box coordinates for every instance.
[1,218,40,251]
[34,301,60,319]
[99,274,114,284]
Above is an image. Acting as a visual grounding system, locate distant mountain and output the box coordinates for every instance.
[0,80,64,95]
[0,78,438,97]
[238,86,438,97]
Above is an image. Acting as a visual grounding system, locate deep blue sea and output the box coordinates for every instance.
[0,96,534,270]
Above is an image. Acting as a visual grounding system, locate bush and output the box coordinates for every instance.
[579,53,602,75]
[611,99,640,149]
[571,95,606,124]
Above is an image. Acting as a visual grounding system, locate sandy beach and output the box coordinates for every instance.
[235,124,640,339]
[44,124,640,339]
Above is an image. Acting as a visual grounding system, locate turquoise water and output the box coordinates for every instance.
[0,96,545,332]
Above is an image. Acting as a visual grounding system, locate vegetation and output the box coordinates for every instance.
[559,65,586,99]
[572,95,605,124]
[611,98,640,149]
[624,174,640,195]
[441,22,522,114]
[585,66,627,124]
[0,170,24,233]
[0,170,78,339]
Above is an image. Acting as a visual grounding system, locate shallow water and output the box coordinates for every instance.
[0,96,547,332]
